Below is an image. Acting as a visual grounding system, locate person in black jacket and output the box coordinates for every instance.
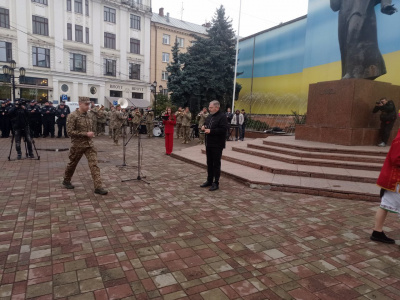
[41,101,55,138]
[373,97,397,147]
[27,100,41,138]
[8,99,34,159]
[1,99,13,138]
[200,100,228,191]
[56,102,70,138]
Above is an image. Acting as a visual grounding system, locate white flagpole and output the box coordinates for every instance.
[232,0,242,112]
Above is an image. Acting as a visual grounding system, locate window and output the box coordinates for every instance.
[129,63,140,80]
[32,16,49,36]
[177,37,184,48]
[104,32,116,49]
[130,14,140,30]
[130,38,140,54]
[163,89,168,95]
[85,0,89,16]
[75,25,83,42]
[104,7,116,23]
[74,0,83,13]
[67,23,72,40]
[104,59,116,76]
[32,47,50,68]
[162,34,170,45]
[162,52,169,63]
[32,0,48,4]
[70,53,86,72]
[67,0,71,11]
[132,92,143,99]
[0,42,12,62]
[162,71,168,81]
[0,8,9,28]
[85,27,89,44]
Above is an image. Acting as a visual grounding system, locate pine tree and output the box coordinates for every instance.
[166,40,184,106]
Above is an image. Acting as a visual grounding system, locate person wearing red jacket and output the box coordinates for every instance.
[162,107,176,155]
[371,129,400,244]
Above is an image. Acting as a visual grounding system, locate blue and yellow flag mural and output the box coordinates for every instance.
[237,0,400,115]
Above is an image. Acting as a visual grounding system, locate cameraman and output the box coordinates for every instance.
[8,99,34,159]
[373,97,397,147]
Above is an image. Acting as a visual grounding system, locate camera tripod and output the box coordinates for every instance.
[8,128,40,161]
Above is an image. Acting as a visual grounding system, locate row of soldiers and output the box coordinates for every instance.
[175,106,209,144]
[0,99,72,138]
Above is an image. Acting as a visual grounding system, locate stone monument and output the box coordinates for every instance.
[296,0,399,146]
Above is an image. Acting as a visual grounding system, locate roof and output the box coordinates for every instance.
[151,13,208,35]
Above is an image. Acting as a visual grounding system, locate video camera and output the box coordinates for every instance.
[14,98,28,107]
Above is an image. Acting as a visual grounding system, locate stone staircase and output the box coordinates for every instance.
[171,136,388,202]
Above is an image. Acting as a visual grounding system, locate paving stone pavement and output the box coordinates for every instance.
[1,135,400,300]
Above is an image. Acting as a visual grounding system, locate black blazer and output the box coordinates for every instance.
[204,110,228,148]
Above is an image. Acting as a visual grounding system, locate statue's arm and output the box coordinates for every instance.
[330,0,341,12]
[381,0,397,15]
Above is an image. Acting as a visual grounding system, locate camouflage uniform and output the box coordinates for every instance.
[108,110,114,138]
[132,110,142,136]
[89,106,99,134]
[197,111,209,144]
[182,111,192,143]
[97,108,107,136]
[144,111,154,137]
[64,109,103,189]
[111,109,126,145]
[175,111,183,138]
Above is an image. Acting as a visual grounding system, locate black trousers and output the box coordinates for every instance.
[29,119,41,137]
[43,119,55,137]
[57,119,67,137]
[380,120,395,144]
[206,147,223,184]
[14,128,33,155]
[1,117,10,137]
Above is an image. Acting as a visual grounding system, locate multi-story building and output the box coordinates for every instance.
[150,8,208,94]
[0,0,152,105]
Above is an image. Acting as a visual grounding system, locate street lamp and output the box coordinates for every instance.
[150,81,163,118]
[2,60,26,102]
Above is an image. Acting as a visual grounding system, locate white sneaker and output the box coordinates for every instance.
[378,142,386,147]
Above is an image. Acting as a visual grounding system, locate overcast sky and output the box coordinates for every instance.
[151,0,309,38]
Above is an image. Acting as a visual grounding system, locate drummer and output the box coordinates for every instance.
[197,107,209,144]
[231,110,244,141]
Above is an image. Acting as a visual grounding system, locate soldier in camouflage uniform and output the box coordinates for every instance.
[197,107,209,144]
[108,106,115,139]
[111,104,126,145]
[175,107,183,138]
[62,97,108,195]
[132,108,141,136]
[144,107,154,137]
[97,106,107,136]
[181,107,192,144]
[89,101,99,135]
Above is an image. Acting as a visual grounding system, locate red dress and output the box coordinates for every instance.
[163,114,176,154]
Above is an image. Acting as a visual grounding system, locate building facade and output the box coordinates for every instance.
[0,0,152,105]
[150,8,208,95]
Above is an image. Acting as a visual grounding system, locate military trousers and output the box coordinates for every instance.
[64,146,102,189]
[182,126,190,143]
[112,127,122,143]
[146,122,153,137]
[176,123,182,138]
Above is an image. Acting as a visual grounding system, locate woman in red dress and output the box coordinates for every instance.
[162,107,176,155]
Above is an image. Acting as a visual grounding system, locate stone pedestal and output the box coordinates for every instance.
[296,79,400,146]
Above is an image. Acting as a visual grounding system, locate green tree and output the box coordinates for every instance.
[168,5,241,112]
[166,40,184,106]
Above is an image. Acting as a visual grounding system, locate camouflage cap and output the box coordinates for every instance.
[78,97,90,104]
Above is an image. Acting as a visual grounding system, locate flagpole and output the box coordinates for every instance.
[232,0,242,112]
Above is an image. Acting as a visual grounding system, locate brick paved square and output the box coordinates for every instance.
[1,137,400,299]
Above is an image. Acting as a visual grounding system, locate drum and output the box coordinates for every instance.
[153,127,163,137]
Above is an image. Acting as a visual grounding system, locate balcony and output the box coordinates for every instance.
[120,0,152,12]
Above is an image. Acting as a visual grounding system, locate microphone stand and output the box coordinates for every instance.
[121,122,149,184]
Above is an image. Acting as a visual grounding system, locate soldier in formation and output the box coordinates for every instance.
[175,107,183,138]
[144,107,154,137]
[181,107,192,144]
[197,107,209,144]
[110,104,126,146]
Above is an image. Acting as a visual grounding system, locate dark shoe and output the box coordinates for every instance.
[370,230,395,244]
[57,136,61,138]
[94,188,108,195]
[65,135,69,138]
[28,153,34,158]
[200,181,212,188]
[17,154,21,160]
[51,135,55,138]
[62,180,75,189]
[209,183,219,191]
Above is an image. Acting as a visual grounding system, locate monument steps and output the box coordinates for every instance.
[231,144,382,171]
[263,139,388,157]
[170,137,383,202]
[247,143,385,164]
[199,147,378,184]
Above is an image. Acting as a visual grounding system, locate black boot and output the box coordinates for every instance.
[370,230,395,244]
[200,181,212,188]
[209,183,219,191]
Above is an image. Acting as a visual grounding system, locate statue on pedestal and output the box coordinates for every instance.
[331,0,397,80]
